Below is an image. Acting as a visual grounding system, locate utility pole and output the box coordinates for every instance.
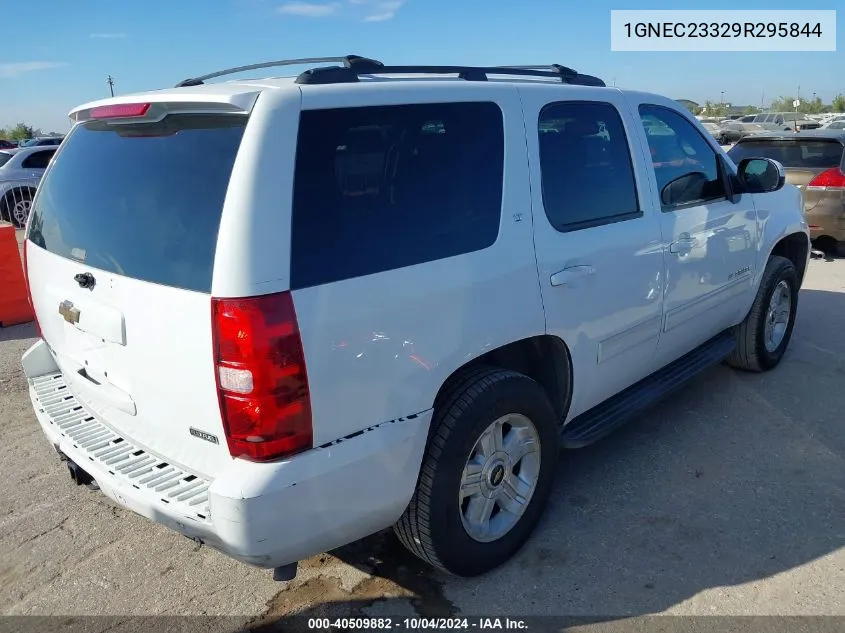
[107,75,115,97]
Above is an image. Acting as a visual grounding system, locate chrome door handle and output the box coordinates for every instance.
[669,237,697,254]
[550,265,596,287]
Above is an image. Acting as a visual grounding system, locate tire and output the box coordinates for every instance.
[394,366,559,577]
[813,236,837,257]
[0,188,34,229]
[725,255,798,372]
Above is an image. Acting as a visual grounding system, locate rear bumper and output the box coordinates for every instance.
[23,339,430,569]
[805,194,845,242]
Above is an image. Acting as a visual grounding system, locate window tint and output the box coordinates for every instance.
[639,104,728,209]
[729,139,844,169]
[28,115,247,293]
[538,101,640,232]
[0,152,12,168]
[290,102,504,289]
[21,149,55,169]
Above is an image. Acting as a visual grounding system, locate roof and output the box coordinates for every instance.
[734,129,845,143]
[70,56,613,118]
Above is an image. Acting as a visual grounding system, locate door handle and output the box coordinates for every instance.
[550,265,595,287]
[669,237,698,254]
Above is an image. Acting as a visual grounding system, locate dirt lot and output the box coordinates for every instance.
[1,244,844,626]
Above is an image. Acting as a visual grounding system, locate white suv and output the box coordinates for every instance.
[21,56,809,580]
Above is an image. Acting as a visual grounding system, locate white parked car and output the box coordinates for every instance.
[0,146,56,226]
[21,56,810,581]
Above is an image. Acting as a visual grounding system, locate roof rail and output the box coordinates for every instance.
[295,63,606,87]
[495,65,606,87]
[174,55,383,87]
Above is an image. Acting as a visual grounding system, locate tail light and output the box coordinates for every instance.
[21,240,42,338]
[211,292,312,462]
[807,167,845,189]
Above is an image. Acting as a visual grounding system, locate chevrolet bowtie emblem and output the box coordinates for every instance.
[58,300,81,324]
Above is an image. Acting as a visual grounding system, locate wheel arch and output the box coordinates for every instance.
[433,334,574,423]
[769,231,810,288]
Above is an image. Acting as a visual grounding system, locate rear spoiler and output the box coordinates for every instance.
[69,92,261,124]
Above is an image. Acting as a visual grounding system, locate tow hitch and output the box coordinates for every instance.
[67,459,98,489]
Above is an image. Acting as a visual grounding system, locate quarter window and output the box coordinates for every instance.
[290,102,504,290]
[538,101,641,232]
[21,149,56,169]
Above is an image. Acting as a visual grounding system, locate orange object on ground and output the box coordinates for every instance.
[0,221,33,327]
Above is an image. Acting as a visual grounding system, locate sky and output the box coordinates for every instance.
[1,0,842,133]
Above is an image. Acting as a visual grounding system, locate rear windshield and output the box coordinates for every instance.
[0,152,12,167]
[28,114,246,293]
[728,139,844,169]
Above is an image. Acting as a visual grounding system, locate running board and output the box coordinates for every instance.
[560,330,736,448]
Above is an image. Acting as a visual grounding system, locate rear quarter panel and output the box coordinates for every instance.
[287,82,546,445]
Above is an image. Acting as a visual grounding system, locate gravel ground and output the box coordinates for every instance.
[1,233,844,626]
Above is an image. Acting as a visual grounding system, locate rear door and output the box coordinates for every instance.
[518,87,666,419]
[26,105,251,476]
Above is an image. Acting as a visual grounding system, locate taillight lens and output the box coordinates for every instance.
[211,292,312,462]
[807,167,845,189]
[21,240,41,338]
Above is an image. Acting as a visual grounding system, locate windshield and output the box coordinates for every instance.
[28,114,247,293]
[19,139,38,147]
[728,139,844,169]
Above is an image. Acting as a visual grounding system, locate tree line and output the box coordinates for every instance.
[0,123,36,141]
[688,94,845,118]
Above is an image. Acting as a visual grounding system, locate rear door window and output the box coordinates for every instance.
[28,114,247,293]
[728,140,844,169]
[538,101,641,231]
[290,102,504,290]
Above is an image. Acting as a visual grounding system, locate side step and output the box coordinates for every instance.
[560,330,736,448]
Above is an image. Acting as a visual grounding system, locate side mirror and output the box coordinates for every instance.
[737,157,785,193]
[660,171,709,206]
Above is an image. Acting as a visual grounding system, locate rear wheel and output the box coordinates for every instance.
[0,188,34,228]
[394,367,559,577]
[813,236,838,257]
[726,255,798,372]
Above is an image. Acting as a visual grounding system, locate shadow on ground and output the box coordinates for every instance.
[0,321,36,344]
[256,287,845,622]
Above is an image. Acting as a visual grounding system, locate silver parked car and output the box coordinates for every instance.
[0,146,57,227]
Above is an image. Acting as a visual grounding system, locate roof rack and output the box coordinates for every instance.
[296,61,606,87]
[173,55,605,88]
[174,55,383,87]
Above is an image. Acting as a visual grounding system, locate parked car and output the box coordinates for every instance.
[729,130,845,255]
[0,139,17,149]
[738,114,758,123]
[701,120,722,140]
[19,136,64,148]
[0,146,56,226]
[753,112,820,131]
[820,120,845,130]
[718,121,773,144]
[21,56,809,582]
